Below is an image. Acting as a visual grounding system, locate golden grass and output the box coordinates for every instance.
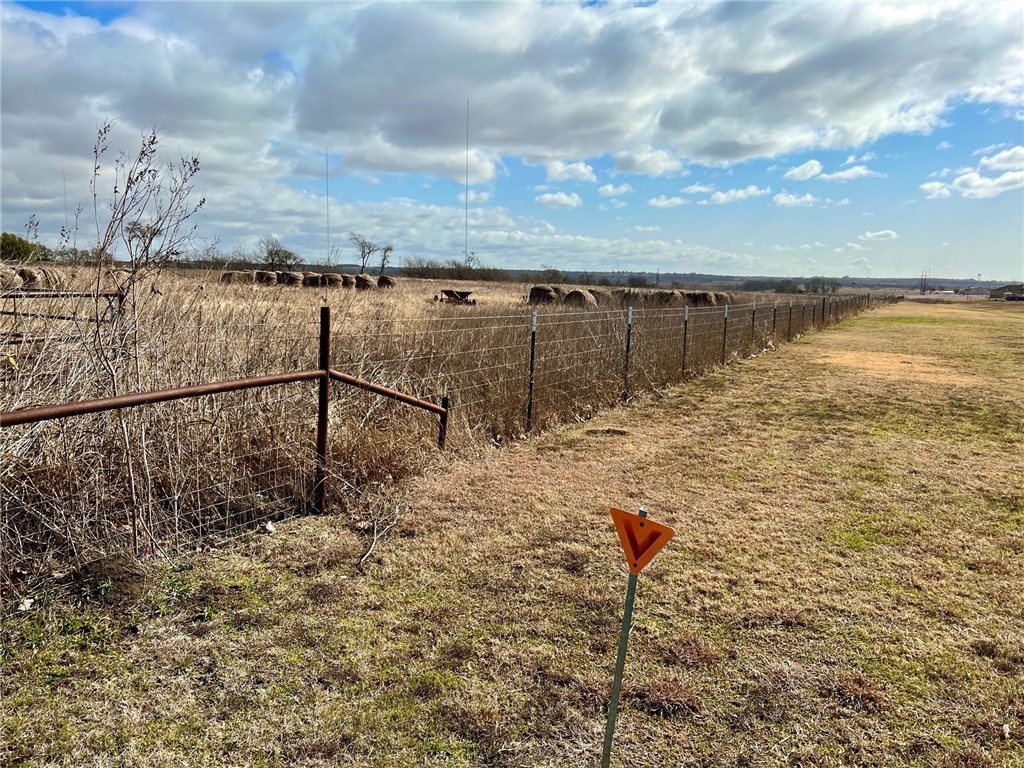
[3,298,1021,766]
[3,266,854,579]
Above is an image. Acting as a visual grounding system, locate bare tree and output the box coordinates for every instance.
[255,235,300,270]
[349,232,379,274]
[377,243,394,277]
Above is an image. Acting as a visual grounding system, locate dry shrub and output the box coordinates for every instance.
[740,661,812,723]
[624,673,703,717]
[939,746,996,768]
[823,669,888,711]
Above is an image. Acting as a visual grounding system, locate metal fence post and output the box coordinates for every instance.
[314,305,330,515]
[682,305,688,375]
[788,301,793,341]
[526,310,537,432]
[623,306,633,399]
[438,395,450,448]
[751,301,757,351]
[811,300,816,330]
[822,296,827,327]
[721,304,729,365]
[772,302,777,338]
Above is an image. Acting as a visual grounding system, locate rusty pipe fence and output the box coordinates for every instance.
[0,306,448,580]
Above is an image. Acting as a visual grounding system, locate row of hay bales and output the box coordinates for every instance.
[219,270,397,290]
[528,285,734,308]
[0,264,68,290]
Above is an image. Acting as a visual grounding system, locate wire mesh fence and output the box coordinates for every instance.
[2,288,889,588]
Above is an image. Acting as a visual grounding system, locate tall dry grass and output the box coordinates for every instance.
[0,266,877,584]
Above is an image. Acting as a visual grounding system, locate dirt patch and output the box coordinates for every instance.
[815,350,979,387]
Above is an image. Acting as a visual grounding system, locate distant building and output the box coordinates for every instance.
[989,283,1024,299]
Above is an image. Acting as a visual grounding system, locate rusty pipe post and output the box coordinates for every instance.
[438,395,450,449]
[314,305,330,514]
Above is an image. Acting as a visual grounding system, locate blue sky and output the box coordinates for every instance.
[2,1,1022,279]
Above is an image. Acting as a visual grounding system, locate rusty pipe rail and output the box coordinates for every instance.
[0,370,326,427]
[328,368,446,415]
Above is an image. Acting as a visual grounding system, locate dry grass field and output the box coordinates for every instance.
[3,266,839,578]
[3,297,1021,766]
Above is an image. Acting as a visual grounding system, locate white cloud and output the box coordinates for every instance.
[979,145,1024,172]
[598,199,627,211]
[773,191,818,207]
[709,185,770,204]
[598,183,632,197]
[614,147,682,176]
[457,189,491,204]
[842,155,857,166]
[633,225,661,232]
[819,165,886,182]
[783,159,822,180]
[858,229,898,241]
[936,141,953,150]
[929,167,953,178]
[920,181,952,199]
[545,160,597,183]
[647,195,687,208]
[2,0,1024,266]
[834,198,851,206]
[834,242,869,252]
[950,169,1024,198]
[921,151,1024,199]
[860,151,876,162]
[681,182,714,194]
[973,142,1011,156]
[534,191,582,209]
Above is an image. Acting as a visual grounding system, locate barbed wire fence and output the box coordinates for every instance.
[1,289,889,588]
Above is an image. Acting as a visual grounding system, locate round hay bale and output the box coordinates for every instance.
[713,292,731,305]
[529,285,558,304]
[551,285,568,299]
[302,273,322,287]
[219,271,240,284]
[589,287,614,307]
[278,271,304,286]
[354,274,375,291]
[0,265,23,289]
[254,270,278,285]
[654,290,684,307]
[689,291,717,307]
[564,288,598,308]
[16,267,41,288]
[323,273,343,288]
[341,274,356,288]
[39,267,67,289]
[377,275,397,289]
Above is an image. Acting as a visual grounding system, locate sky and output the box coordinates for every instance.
[1,1,1022,280]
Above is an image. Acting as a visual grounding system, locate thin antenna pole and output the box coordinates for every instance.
[465,98,469,262]
[62,169,68,228]
[325,148,330,263]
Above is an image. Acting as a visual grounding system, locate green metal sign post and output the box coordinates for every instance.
[602,506,675,768]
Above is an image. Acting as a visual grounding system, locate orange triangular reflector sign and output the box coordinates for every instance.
[610,508,675,575]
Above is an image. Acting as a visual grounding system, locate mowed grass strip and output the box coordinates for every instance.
[3,299,1022,767]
